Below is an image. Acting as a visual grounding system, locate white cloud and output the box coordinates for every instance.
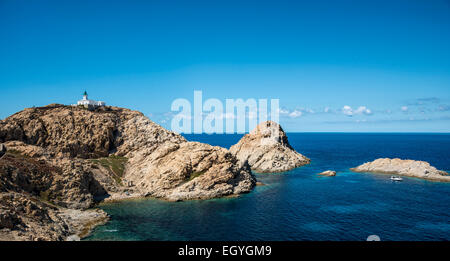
[289,110,303,118]
[342,105,353,116]
[354,106,372,115]
[342,105,373,116]
[278,108,290,115]
[277,107,315,118]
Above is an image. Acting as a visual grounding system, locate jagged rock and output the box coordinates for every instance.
[0,192,67,241]
[229,121,310,173]
[0,144,5,159]
[0,104,257,240]
[126,141,255,201]
[0,192,108,241]
[0,151,106,210]
[0,105,144,158]
[318,170,336,176]
[351,158,450,182]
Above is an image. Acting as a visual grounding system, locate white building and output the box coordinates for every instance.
[76,91,105,107]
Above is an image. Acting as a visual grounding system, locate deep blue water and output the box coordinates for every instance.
[85,133,450,241]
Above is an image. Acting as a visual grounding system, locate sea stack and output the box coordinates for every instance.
[351,158,450,182]
[229,121,310,173]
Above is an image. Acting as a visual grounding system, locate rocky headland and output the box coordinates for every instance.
[351,158,450,182]
[0,104,256,240]
[229,121,310,173]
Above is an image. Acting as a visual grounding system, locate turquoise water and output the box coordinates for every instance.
[85,133,450,241]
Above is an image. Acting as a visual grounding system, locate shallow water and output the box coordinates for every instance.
[85,133,450,241]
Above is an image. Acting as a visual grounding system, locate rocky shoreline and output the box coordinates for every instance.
[5,104,447,241]
[0,104,310,241]
[59,208,109,240]
[0,191,108,241]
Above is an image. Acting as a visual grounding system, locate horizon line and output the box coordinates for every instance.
[181,132,450,135]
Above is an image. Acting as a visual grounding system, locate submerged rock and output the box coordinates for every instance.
[318,170,336,176]
[229,121,310,173]
[351,158,450,182]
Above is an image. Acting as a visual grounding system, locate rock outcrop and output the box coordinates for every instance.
[126,141,255,201]
[0,104,146,158]
[318,170,336,176]
[351,158,450,182]
[0,150,105,210]
[229,121,310,173]
[0,192,108,241]
[0,104,256,240]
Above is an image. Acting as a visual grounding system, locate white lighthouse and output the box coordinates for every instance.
[76,91,106,107]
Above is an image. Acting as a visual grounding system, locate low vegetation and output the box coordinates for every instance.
[90,155,128,185]
[189,170,206,181]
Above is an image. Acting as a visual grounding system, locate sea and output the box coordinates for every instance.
[85,133,450,241]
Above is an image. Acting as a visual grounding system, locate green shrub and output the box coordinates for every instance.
[90,155,128,185]
[189,170,206,181]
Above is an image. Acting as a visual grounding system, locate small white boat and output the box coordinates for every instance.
[390,176,403,181]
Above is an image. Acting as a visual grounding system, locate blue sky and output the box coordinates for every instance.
[1,0,449,132]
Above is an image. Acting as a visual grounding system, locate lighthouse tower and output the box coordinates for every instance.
[76,91,106,107]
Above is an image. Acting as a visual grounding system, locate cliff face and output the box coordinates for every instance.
[126,141,254,201]
[0,104,256,240]
[230,121,310,173]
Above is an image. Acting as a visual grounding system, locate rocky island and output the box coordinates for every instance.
[318,170,336,177]
[0,104,256,240]
[230,121,310,173]
[351,158,450,182]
